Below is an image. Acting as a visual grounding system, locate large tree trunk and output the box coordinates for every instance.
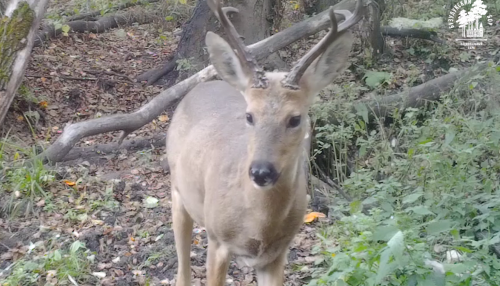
[0,0,50,127]
[137,0,284,86]
[301,0,385,58]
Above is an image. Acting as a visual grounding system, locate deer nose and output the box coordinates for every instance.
[249,161,279,187]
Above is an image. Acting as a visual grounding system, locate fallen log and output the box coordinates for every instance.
[52,60,496,163]
[381,26,445,44]
[0,0,50,127]
[64,0,159,22]
[35,0,362,164]
[34,10,160,47]
[359,62,494,119]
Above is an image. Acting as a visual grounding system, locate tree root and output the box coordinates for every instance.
[60,133,166,162]
[136,54,178,84]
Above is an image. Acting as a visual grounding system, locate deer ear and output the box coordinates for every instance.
[205,31,249,92]
[300,31,355,96]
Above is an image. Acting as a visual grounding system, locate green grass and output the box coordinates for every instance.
[0,134,55,217]
[306,62,500,285]
[0,241,96,285]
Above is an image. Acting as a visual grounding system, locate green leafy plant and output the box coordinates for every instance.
[0,241,96,285]
[363,71,393,89]
[0,136,55,216]
[307,64,500,285]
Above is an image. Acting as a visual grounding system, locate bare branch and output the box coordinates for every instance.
[50,59,495,163]
[35,0,361,164]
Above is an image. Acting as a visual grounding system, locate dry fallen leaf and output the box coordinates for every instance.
[92,219,105,225]
[39,101,48,109]
[92,272,106,278]
[158,114,169,122]
[304,212,326,223]
[64,180,76,186]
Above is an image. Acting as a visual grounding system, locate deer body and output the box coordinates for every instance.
[168,77,309,268]
[165,0,364,285]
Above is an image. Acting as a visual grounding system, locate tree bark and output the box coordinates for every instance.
[137,0,284,86]
[0,0,50,127]
[35,0,359,164]
[366,0,385,57]
[0,0,6,15]
[300,0,386,59]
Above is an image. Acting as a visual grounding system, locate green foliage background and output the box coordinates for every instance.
[306,63,500,285]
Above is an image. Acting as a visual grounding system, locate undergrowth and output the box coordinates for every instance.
[0,133,55,217]
[307,63,500,285]
[0,240,96,285]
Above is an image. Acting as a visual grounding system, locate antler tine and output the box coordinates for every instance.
[337,0,365,32]
[207,0,268,88]
[281,0,365,90]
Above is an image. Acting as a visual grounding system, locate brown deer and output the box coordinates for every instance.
[165,0,365,284]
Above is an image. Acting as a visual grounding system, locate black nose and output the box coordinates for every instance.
[249,161,279,187]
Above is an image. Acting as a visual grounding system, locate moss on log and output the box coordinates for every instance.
[0,0,49,126]
[0,2,34,88]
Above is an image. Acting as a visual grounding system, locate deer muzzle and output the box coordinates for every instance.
[248,160,280,188]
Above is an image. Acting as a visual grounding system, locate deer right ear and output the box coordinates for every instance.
[206,31,249,92]
[299,31,355,97]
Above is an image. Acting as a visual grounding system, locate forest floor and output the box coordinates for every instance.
[1,0,500,285]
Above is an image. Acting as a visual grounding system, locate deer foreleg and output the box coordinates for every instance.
[172,189,194,286]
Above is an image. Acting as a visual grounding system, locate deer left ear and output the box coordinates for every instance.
[205,31,250,92]
[299,31,355,96]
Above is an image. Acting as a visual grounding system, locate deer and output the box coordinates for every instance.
[165,0,365,284]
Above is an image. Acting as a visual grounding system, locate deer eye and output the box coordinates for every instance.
[288,115,301,128]
[246,113,254,125]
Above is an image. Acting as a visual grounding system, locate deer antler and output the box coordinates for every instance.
[207,0,269,89]
[281,0,366,90]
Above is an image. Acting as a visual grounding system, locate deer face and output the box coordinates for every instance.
[204,0,362,189]
[243,76,312,188]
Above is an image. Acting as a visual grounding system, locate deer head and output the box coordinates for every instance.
[205,0,364,190]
